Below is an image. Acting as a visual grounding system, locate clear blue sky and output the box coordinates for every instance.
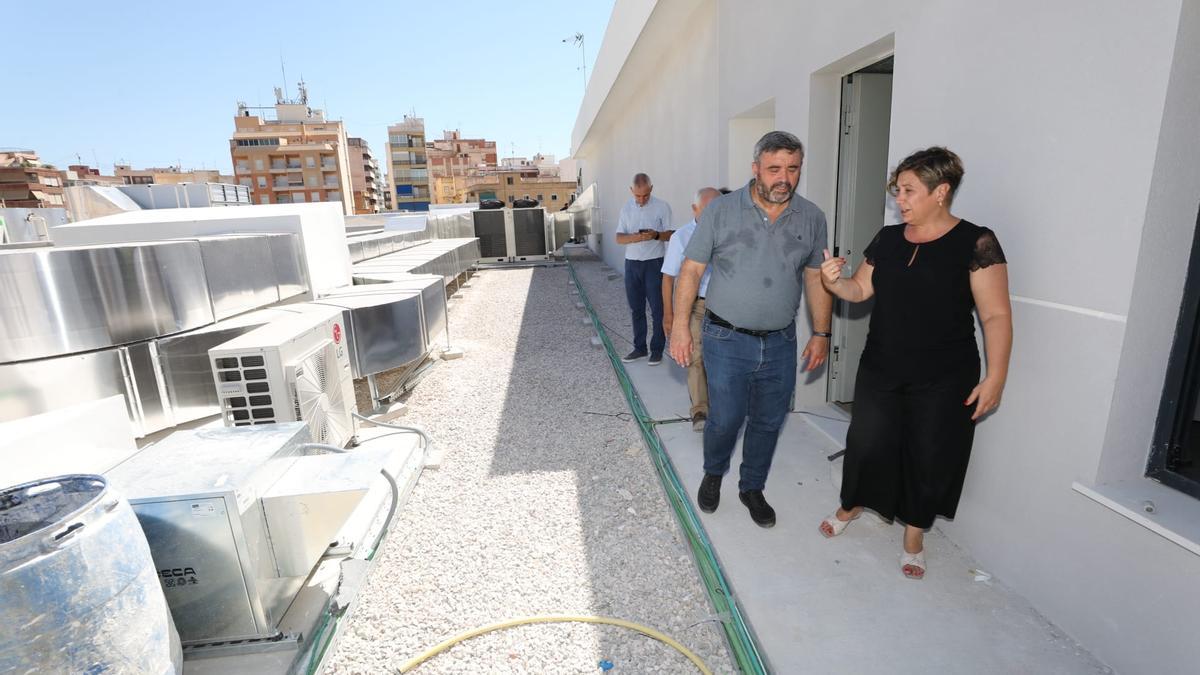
[2,0,614,173]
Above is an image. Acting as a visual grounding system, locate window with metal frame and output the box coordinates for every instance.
[1149,205,1200,500]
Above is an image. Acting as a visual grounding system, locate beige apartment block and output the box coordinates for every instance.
[229,84,355,215]
[114,165,234,186]
[385,116,431,212]
[347,137,382,214]
[465,170,576,210]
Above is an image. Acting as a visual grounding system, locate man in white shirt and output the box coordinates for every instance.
[662,187,721,431]
[615,173,674,365]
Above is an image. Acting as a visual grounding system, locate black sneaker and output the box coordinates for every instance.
[648,352,663,366]
[622,349,648,362]
[739,490,776,528]
[697,474,722,513]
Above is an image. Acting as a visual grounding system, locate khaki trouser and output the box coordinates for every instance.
[688,298,709,417]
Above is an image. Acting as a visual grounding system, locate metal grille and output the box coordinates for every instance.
[512,209,546,256]
[472,210,508,258]
[214,354,276,426]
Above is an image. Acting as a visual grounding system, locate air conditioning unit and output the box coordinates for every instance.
[472,207,551,262]
[208,305,357,447]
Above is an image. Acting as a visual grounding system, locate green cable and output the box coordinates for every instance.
[566,255,768,675]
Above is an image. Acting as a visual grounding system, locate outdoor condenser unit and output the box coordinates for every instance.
[208,305,357,448]
[471,207,550,262]
[104,423,391,645]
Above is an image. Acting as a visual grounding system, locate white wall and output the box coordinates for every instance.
[575,0,720,272]
[573,1,1200,672]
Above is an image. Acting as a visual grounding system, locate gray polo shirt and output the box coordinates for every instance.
[684,180,827,330]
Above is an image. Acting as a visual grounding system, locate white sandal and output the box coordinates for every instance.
[900,550,926,580]
[819,511,859,538]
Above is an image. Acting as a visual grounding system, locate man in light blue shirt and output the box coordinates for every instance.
[662,187,721,431]
[615,172,674,364]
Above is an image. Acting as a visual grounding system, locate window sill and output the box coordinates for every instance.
[1072,479,1200,556]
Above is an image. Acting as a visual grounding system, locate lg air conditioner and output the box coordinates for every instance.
[209,305,357,447]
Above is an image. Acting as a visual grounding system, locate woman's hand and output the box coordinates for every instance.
[820,249,847,291]
[965,376,1005,421]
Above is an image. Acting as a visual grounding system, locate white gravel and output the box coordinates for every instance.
[325,259,735,675]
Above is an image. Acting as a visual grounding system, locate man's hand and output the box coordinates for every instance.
[669,318,693,366]
[663,311,674,338]
[800,335,829,371]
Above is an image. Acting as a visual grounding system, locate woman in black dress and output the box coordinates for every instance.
[816,147,1012,579]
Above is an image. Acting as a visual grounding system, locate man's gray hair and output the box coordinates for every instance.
[693,186,720,205]
[753,131,805,163]
[632,173,652,187]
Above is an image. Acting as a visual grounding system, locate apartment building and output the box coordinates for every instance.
[0,151,66,208]
[465,169,576,209]
[347,137,383,214]
[229,84,355,216]
[114,165,234,186]
[427,130,498,205]
[385,116,431,212]
[65,165,123,187]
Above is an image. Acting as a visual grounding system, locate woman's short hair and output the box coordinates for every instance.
[887,147,964,203]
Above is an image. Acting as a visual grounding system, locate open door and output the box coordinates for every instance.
[829,64,893,405]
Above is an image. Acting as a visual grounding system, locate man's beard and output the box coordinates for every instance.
[756,179,796,204]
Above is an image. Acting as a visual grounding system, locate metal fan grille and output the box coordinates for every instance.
[290,341,352,446]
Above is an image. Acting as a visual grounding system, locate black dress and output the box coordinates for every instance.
[838,220,1007,528]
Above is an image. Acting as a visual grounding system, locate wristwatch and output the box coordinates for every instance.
[812,331,832,338]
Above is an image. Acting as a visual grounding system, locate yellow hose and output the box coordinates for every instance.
[396,615,713,674]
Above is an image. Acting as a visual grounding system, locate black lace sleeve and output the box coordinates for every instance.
[863,229,884,265]
[971,228,1007,271]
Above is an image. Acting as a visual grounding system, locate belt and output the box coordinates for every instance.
[705,310,786,338]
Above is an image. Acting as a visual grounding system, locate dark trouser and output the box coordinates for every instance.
[624,257,665,354]
[838,360,981,529]
[701,316,798,491]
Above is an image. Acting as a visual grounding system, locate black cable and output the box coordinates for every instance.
[583,410,633,421]
[791,410,852,423]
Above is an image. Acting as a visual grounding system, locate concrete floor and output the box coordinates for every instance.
[575,257,1111,674]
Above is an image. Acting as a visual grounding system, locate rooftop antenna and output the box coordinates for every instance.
[562,32,586,95]
[280,54,289,102]
[298,77,308,105]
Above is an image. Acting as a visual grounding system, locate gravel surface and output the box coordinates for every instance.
[325,259,734,675]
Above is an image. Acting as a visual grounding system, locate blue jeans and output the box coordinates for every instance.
[624,257,665,354]
[701,316,798,491]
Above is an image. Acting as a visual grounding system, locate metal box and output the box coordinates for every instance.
[472,209,509,261]
[104,423,389,645]
[313,283,435,377]
[192,235,282,320]
[208,306,357,447]
[512,207,549,258]
[471,208,549,262]
[105,424,309,644]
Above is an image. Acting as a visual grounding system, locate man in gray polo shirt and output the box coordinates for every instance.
[669,131,833,528]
